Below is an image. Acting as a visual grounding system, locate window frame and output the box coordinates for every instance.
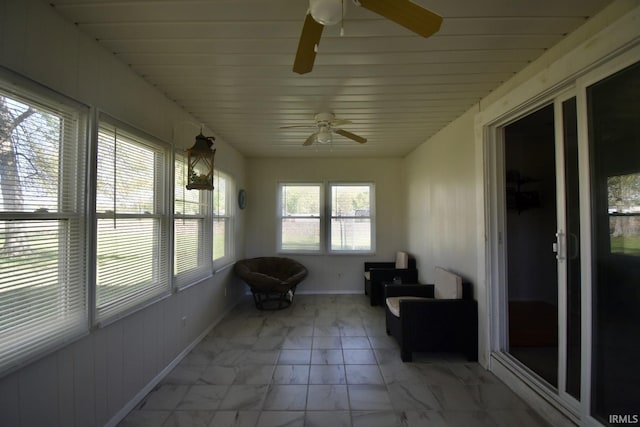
[277,181,375,254]
[327,182,376,254]
[173,150,213,289]
[94,114,171,325]
[212,169,235,270]
[277,182,324,254]
[0,67,90,376]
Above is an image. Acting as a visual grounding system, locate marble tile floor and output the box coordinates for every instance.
[118,294,550,427]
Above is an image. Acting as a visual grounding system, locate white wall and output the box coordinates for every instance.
[403,107,483,361]
[244,157,407,293]
[403,1,639,425]
[405,107,479,284]
[0,1,246,426]
[403,0,640,371]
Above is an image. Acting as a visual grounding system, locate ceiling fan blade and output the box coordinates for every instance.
[303,132,318,146]
[279,125,316,129]
[357,0,442,38]
[293,13,324,74]
[335,129,367,144]
[330,119,352,127]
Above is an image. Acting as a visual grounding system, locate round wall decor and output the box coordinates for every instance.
[238,189,247,209]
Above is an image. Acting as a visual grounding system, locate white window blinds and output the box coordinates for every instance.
[174,152,211,288]
[329,183,374,252]
[279,183,321,252]
[0,78,88,376]
[95,118,169,323]
[213,170,234,268]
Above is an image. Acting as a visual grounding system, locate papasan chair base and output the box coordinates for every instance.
[234,257,308,310]
[252,289,295,311]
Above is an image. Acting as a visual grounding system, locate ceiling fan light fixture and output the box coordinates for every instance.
[317,127,333,144]
[309,0,343,26]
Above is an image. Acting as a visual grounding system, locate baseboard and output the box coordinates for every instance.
[103,300,239,427]
[243,290,363,296]
[296,290,363,295]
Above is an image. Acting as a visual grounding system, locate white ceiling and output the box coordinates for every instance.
[47,0,610,158]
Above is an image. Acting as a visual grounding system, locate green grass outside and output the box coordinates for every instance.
[610,235,640,256]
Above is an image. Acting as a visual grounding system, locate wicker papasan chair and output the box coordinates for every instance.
[234,257,308,310]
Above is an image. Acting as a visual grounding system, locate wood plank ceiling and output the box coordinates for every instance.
[47,0,610,158]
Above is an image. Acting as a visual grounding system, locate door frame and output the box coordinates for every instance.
[478,39,640,426]
[553,89,580,412]
[483,89,582,421]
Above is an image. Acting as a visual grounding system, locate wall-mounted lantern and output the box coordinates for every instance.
[186,132,216,190]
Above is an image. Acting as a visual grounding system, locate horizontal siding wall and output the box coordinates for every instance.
[0,0,247,426]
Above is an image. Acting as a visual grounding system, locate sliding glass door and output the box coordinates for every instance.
[587,60,640,425]
[492,56,640,425]
[502,97,581,401]
[503,104,559,388]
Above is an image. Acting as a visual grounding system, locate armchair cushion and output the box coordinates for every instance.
[395,251,409,268]
[386,296,432,317]
[434,267,463,299]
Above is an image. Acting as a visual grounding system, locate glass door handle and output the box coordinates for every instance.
[568,232,579,259]
[554,231,565,260]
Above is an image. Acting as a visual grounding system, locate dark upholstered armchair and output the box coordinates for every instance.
[364,252,418,306]
[384,268,478,362]
[234,257,308,310]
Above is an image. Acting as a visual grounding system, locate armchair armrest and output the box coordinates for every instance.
[365,257,417,271]
[399,298,476,319]
[384,282,473,300]
[364,261,395,271]
[384,284,434,299]
[369,268,418,282]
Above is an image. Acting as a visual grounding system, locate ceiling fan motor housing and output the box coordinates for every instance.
[314,112,335,123]
[309,0,343,26]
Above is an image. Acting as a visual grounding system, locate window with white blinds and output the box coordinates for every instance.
[0,75,88,376]
[329,183,374,253]
[278,183,322,252]
[174,152,211,288]
[213,170,234,269]
[95,118,169,323]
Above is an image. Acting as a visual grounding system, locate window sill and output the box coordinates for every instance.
[94,290,172,329]
[214,262,235,274]
[175,274,214,292]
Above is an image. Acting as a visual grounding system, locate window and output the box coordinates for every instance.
[0,73,88,375]
[329,183,374,252]
[95,117,169,323]
[174,152,211,287]
[607,172,640,256]
[278,182,374,253]
[278,183,322,252]
[213,170,234,268]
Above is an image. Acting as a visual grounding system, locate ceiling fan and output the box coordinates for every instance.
[293,0,443,74]
[280,112,367,146]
